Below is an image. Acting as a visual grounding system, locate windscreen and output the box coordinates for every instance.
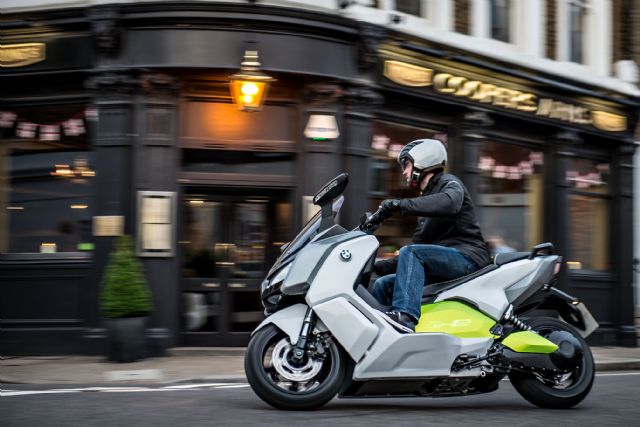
[268,196,344,276]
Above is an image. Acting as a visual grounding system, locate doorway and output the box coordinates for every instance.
[180,187,292,346]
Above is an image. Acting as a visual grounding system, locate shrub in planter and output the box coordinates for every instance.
[101,235,152,362]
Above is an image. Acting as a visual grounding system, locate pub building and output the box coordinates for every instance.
[1,2,637,355]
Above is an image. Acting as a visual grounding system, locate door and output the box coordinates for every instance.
[180,188,292,346]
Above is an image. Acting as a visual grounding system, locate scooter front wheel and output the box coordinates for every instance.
[245,324,347,410]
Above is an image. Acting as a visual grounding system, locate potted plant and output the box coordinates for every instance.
[100,235,152,363]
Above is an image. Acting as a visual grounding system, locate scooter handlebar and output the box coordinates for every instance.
[359,207,392,233]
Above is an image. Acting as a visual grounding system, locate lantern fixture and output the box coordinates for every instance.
[229,50,275,112]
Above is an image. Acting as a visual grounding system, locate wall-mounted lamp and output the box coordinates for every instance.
[229,50,275,112]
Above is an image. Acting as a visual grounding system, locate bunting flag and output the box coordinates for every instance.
[0,111,17,128]
[39,125,61,141]
[62,118,85,136]
[16,122,37,138]
[0,109,89,140]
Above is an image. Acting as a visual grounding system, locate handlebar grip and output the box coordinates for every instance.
[359,208,390,231]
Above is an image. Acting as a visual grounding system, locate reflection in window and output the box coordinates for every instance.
[395,0,422,17]
[232,202,268,279]
[490,0,511,42]
[569,1,588,63]
[477,142,544,255]
[369,121,448,260]
[181,192,291,279]
[183,291,220,332]
[231,291,265,332]
[567,158,610,270]
[0,109,93,254]
[181,193,291,334]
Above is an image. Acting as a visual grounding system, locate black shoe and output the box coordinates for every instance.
[378,310,416,333]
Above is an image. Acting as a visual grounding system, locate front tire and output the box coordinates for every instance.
[245,324,347,410]
[509,317,595,409]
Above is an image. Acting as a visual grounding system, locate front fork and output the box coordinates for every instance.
[291,307,316,363]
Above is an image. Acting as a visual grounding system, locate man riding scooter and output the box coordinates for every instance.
[371,139,491,333]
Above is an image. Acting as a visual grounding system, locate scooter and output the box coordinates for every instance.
[245,173,598,410]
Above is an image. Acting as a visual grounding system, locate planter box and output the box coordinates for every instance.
[105,316,148,363]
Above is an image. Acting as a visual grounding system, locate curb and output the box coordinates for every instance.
[168,348,246,357]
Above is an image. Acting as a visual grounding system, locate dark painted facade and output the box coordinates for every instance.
[1,3,637,355]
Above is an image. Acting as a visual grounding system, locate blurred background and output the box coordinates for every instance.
[1,0,639,355]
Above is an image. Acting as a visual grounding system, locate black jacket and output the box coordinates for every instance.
[376,172,490,275]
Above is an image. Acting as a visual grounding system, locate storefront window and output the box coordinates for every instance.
[0,106,93,254]
[369,121,448,260]
[477,142,544,255]
[567,158,610,270]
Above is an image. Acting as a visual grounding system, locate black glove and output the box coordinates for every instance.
[380,199,401,215]
[373,257,398,276]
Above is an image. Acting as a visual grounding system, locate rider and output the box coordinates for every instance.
[370,138,491,333]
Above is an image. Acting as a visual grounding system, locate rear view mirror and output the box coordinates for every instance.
[313,173,349,207]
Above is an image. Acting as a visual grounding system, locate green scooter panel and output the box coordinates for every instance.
[502,331,558,353]
[415,301,498,338]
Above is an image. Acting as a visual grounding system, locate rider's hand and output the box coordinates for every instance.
[380,199,401,215]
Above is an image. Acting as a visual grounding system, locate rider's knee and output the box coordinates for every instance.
[399,245,414,257]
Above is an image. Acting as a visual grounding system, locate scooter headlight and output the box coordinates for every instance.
[261,263,292,293]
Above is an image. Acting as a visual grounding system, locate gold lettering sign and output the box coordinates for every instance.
[537,99,592,125]
[0,43,46,67]
[591,111,627,132]
[432,71,537,112]
[383,60,628,132]
[384,60,433,87]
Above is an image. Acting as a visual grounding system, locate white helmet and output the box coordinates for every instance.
[398,139,447,188]
[398,139,447,171]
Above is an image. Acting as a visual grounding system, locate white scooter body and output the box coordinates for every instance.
[248,174,597,410]
[255,228,555,380]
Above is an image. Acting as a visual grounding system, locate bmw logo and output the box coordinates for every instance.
[339,249,352,261]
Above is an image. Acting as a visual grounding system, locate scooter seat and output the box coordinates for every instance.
[421,264,499,303]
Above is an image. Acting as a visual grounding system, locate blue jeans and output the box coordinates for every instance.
[371,245,478,321]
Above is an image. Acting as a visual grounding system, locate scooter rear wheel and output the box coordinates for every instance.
[245,324,347,410]
[508,317,595,409]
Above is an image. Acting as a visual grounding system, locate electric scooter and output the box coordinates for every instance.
[245,173,598,410]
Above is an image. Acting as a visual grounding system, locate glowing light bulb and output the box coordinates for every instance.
[240,82,259,96]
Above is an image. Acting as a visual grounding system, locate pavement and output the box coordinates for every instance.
[2,346,640,386]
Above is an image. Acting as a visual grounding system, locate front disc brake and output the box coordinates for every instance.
[271,339,323,382]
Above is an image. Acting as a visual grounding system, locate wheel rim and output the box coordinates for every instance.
[261,334,335,393]
[533,325,588,390]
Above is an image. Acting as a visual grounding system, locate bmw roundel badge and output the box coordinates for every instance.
[339,249,352,262]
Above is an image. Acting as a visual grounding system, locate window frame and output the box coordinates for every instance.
[556,0,598,66]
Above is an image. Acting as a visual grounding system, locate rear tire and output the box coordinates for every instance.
[509,317,595,409]
[245,324,347,410]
